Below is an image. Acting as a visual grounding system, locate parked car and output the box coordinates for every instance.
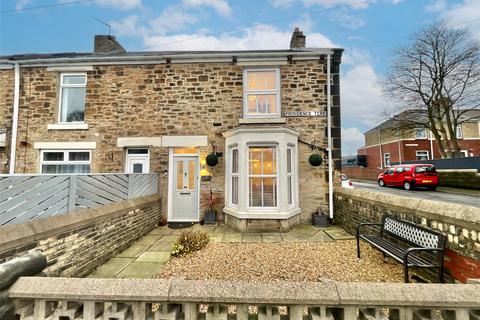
[341,174,353,189]
[377,164,438,191]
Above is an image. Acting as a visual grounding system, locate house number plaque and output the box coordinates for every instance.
[284,111,326,117]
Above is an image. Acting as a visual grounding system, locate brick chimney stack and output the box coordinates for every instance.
[290,27,306,49]
[94,35,126,53]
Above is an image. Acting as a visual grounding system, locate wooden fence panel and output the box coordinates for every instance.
[0,173,159,226]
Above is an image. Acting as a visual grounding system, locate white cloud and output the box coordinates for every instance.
[270,0,296,9]
[182,0,232,17]
[110,15,145,37]
[143,23,337,50]
[303,0,374,9]
[342,127,365,155]
[95,0,141,9]
[148,7,198,35]
[441,0,480,40]
[390,0,405,4]
[425,0,447,12]
[15,0,32,10]
[330,9,366,29]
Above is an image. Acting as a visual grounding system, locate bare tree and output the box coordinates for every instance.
[385,22,480,158]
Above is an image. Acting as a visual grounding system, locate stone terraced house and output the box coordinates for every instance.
[0,29,343,231]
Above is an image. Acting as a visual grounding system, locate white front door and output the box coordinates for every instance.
[126,148,150,173]
[171,156,199,221]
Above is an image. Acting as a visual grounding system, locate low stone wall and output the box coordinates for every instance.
[438,169,480,190]
[0,194,162,277]
[334,188,480,283]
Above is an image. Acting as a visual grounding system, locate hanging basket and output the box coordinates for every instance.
[206,153,219,167]
[309,153,323,167]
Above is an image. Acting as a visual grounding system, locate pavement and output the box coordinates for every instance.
[87,224,353,279]
[352,180,480,208]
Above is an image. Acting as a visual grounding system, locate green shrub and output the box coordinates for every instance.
[171,230,209,257]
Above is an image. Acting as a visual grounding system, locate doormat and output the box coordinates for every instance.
[168,222,194,229]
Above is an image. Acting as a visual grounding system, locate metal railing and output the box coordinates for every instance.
[0,173,159,226]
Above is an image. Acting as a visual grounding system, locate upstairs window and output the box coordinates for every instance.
[415,128,427,139]
[59,73,87,123]
[456,125,463,139]
[243,69,280,118]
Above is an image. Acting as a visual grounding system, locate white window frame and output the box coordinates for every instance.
[247,144,279,209]
[383,153,391,167]
[416,150,429,161]
[125,148,150,173]
[58,73,87,124]
[243,68,281,118]
[287,146,295,208]
[460,150,468,157]
[456,125,463,139]
[40,149,91,174]
[415,128,427,139]
[229,147,239,207]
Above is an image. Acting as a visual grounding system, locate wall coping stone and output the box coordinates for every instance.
[334,188,480,227]
[7,277,480,307]
[0,194,161,253]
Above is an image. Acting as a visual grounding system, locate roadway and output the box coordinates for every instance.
[352,181,480,209]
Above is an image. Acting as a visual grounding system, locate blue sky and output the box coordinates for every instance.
[1,0,480,155]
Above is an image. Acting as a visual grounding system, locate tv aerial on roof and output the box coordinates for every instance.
[93,17,112,36]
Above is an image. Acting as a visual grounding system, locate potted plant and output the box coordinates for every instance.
[312,207,329,227]
[203,188,220,225]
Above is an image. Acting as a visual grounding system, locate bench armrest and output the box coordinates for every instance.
[403,247,445,265]
[356,223,382,239]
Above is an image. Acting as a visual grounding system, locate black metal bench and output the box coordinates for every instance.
[356,215,446,283]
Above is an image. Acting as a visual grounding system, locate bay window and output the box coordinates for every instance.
[243,69,280,118]
[41,150,91,174]
[59,73,87,123]
[223,127,299,219]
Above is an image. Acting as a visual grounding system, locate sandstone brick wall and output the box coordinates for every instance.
[0,68,14,174]
[0,59,341,222]
[0,195,162,277]
[334,188,480,283]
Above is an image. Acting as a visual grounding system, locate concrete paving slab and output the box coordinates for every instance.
[135,235,162,245]
[213,225,237,234]
[261,233,282,243]
[209,234,224,243]
[310,231,334,242]
[281,233,312,243]
[116,262,162,279]
[242,234,262,243]
[116,245,147,258]
[149,241,173,252]
[156,235,177,243]
[147,227,172,235]
[324,229,354,240]
[289,224,320,235]
[222,233,242,243]
[88,258,133,277]
[136,251,171,263]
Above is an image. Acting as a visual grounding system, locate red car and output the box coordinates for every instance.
[378,164,439,191]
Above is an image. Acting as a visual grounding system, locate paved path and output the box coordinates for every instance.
[87,224,353,279]
[353,181,480,208]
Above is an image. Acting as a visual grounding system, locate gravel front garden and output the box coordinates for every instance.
[156,240,403,283]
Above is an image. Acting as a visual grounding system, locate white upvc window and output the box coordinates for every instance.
[415,128,427,139]
[243,68,281,118]
[287,146,294,207]
[416,150,429,161]
[383,153,391,167]
[456,125,463,139]
[40,150,91,174]
[59,73,87,123]
[248,146,277,207]
[230,148,239,206]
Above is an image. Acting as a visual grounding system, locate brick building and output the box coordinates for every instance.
[343,110,480,180]
[0,30,343,231]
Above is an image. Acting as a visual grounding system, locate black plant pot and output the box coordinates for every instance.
[312,214,329,227]
[204,209,217,225]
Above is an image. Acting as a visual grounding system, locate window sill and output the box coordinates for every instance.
[223,206,300,219]
[47,123,89,130]
[239,117,286,124]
